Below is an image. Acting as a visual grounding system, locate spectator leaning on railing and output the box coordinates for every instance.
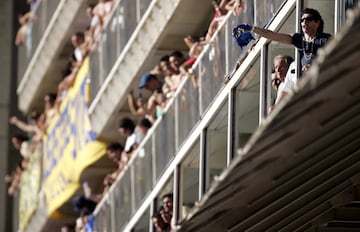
[233,8,331,73]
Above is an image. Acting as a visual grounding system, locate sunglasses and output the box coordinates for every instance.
[300,16,316,23]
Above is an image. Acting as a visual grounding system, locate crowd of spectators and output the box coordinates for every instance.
[10,0,335,231]
[5,92,57,196]
[126,0,247,122]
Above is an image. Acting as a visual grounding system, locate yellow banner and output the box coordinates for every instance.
[43,58,106,215]
[18,148,41,230]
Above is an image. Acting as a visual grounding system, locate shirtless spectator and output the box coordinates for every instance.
[169,51,186,74]
[86,4,101,43]
[138,73,166,118]
[160,55,183,98]
[6,134,33,196]
[15,11,34,46]
[127,90,155,122]
[57,55,80,103]
[204,0,228,42]
[182,35,206,87]
[6,162,26,196]
[106,142,127,179]
[93,0,114,29]
[10,112,44,143]
[225,0,244,16]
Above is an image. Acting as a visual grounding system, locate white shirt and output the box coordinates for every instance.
[124,127,144,152]
[275,81,285,105]
[282,62,297,94]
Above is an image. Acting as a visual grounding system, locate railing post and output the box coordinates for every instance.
[227,88,237,166]
[260,44,268,122]
[110,192,116,232]
[174,96,179,151]
[130,165,136,214]
[199,129,208,198]
[173,164,182,226]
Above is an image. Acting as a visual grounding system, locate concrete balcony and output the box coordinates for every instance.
[88,0,213,140]
[16,0,89,113]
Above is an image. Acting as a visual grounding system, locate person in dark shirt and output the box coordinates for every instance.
[234,8,331,73]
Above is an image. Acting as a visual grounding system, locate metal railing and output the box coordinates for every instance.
[17,0,60,84]
[92,0,288,230]
[89,0,153,102]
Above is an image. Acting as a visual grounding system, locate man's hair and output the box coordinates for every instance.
[106,142,123,152]
[74,31,85,40]
[119,117,136,131]
[170,51,184,58]
[162,192,173,200]
[274,55,293,68]
[45,93,57,104]
[302,8,324,33]
[160,55,170,62]
[283,55,294,66]
[138,118,152,129]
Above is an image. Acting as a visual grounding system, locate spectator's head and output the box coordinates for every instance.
[159,55,177,76]
[301,8,324,34]
[118,117,136,137]
[138,118,152,135]
[44,93,57,109]
[138,73,161,91]
[72,195,97,214]
[18,11,30,25]
[162,193,173,213]
[11,134,29,150]
[169,51,185,70]
[86,4,96,18]
[106,142,123,163]
[71,32,85,47]
[273,55,292,81]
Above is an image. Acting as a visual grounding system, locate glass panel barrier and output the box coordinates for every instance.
[114,168,133,231]
[226,0,255,73]
[207,100,228,191]
[90,0,152,97]
[236,57,261,148]
[179,140,200,221]
[176,80,200,148]
[304,0,335,35]
[198,28,227,115]
[92,0,296,230]
[132,207,150,232]
[89,48,101,102]
[93,196,112,232]
[154,105,176,179]
[17,0,60,82]
[112,178,122,232]
[255,0,287,28]
[133,147,153,211]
